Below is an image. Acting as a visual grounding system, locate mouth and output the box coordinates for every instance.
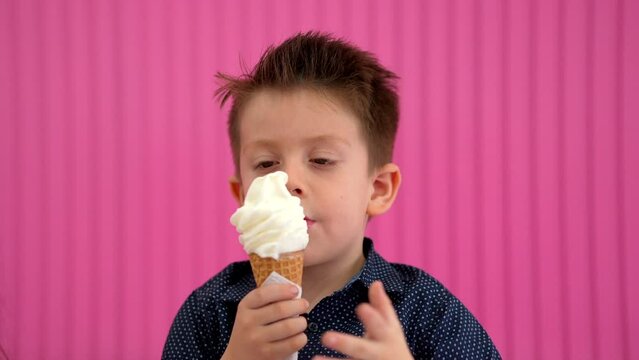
[304,217,315,228]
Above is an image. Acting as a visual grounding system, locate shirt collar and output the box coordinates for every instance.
[354,238,404,293]
[221,237,404,302]
[218,260,255,302]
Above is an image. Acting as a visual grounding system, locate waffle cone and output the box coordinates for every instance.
[249,250,304,287]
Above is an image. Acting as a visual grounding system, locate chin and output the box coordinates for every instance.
[300,251,325,269]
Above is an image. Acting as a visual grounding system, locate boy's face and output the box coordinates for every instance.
[230,88,394,269]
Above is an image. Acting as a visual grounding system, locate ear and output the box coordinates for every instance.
[366,163,401,217]
[229,175,244,205]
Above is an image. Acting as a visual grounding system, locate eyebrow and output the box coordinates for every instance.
[242,135,352,154]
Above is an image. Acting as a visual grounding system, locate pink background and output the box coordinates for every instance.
[1,0,638,359]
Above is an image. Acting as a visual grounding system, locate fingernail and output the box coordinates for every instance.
[290,286,299,295]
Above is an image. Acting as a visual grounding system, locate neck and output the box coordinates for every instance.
[301,247,366,310]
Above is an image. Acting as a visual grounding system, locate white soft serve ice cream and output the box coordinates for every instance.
[230,171,309,260]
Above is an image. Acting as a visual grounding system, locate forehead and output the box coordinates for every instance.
[238,88,364,148]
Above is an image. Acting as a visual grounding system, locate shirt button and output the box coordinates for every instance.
[308,323,319,332]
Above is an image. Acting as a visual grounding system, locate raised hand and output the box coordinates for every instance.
[313,281,413,360]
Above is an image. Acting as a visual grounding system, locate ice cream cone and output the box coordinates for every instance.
[249,250,304,287]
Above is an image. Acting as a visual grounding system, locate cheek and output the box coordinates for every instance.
[330,191,368,222]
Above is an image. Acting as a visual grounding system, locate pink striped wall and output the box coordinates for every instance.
[1,0,637,359]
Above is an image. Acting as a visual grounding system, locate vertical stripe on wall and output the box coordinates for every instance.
[0,0,638,359]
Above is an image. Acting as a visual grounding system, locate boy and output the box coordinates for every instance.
[163,32,500,359]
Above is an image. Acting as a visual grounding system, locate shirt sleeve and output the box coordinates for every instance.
[162,290,218,360]
[430,295,501,360]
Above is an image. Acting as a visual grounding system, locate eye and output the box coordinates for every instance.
[255,160,278,169]
[311,158,333,166]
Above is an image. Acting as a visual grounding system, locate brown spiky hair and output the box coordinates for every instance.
[215,31,399,174]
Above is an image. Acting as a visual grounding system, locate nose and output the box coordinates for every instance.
[284,167,305,197]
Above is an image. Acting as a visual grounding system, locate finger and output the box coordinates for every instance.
[369,281,396,322]
[322,331,378,359]
[262,316,308,342]
[256,298,309,324]
[242,284,300,309]
[355,303,390,339]
[268,332,308,357]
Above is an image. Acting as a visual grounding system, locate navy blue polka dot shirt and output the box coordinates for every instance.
[162,238,501,359]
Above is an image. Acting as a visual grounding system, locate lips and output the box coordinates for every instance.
[304,217,315,228]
